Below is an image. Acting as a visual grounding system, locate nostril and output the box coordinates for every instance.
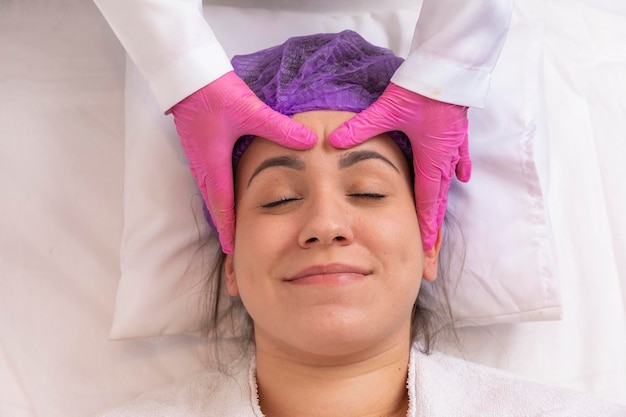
[301,233,350,247]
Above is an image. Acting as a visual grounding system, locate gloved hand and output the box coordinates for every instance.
[328,83,470,251]
[171,71,317,254]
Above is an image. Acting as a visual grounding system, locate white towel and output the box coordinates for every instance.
[99,344,626,416]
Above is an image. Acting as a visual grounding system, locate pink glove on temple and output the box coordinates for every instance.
[328,83,470,251]
[171,71,317,254]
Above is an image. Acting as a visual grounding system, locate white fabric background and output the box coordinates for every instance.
[0,2,205,416]
[446,0,626,398]
[0,1,624,416]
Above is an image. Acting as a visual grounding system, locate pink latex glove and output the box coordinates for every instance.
[328,83,470,251]
[171,71,317,254]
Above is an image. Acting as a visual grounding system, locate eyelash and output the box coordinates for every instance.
[261,196,302,208]
[262,193,386,208]
[348,192,386,200]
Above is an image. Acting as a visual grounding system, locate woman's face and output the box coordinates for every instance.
[225,110,440,360]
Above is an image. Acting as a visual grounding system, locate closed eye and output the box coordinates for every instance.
[348,193,386,200]
[261,196,302,208]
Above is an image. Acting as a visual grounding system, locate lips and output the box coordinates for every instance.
[285,263,372,285]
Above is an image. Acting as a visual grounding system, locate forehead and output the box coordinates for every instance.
[235,110,409,179]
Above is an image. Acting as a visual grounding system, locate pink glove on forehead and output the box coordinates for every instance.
[329,83,471,251]
[171,71,317,254]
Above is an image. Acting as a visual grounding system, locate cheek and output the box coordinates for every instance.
[231,211,297,294]
[367,205,424,274]
[376,203,421,245]
[364,211,424,325]
[235,210,294,254]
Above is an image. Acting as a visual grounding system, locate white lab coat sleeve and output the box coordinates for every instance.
[93,0,233,112]
[391,0,514,108]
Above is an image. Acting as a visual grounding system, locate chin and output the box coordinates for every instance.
[284,312,406,359]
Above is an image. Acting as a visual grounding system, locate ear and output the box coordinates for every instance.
[422,228,443,282]
[224,254,240,296]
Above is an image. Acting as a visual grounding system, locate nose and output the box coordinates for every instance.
[298,195,354,248]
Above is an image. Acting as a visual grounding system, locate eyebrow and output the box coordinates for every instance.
[339,150,400,173]
[247,155,305,188]
[247,149,400,188]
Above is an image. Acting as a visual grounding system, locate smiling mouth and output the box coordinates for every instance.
[285,264,372,286]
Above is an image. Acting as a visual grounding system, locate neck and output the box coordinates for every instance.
[254,338,411,417]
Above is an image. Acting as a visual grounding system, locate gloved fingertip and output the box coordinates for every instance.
[219,233,235,255]
[300,129,318,148]
[422,237,435,252]
[213,210,236,254]
[456,160,472,182]
[416,209,438,250]
[422,224,439,250]
[222,243,234,255]
[435,204,447,231]
[328,125,353,148]
[284,124,318,149]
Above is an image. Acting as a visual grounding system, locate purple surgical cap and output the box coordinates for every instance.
[204,30,413,235]
[231,30,412,166]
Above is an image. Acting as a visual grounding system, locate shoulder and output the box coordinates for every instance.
[410,348,626,417]
[99,356,257,417]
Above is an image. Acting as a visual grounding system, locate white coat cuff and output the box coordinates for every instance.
[152,42,233,114]
[391,53,491,108]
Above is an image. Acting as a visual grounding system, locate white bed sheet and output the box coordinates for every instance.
[0,2,205,416]
[0,1,624,416]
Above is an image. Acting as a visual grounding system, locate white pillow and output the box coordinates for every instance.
[110,4,561,339]
[420,9,562,326]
